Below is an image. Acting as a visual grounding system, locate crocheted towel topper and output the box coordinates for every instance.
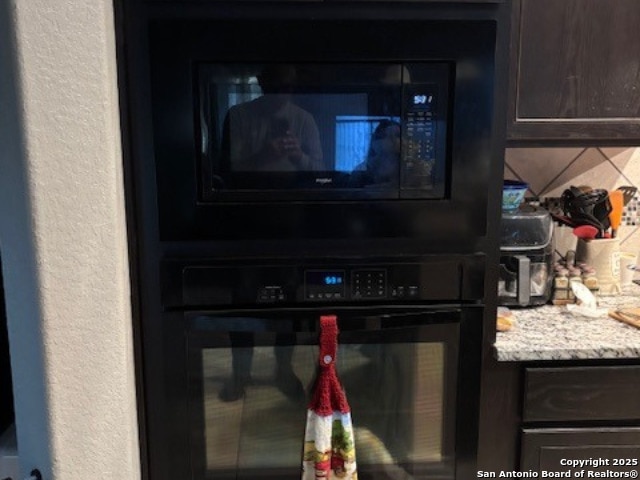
[302,315,358,480]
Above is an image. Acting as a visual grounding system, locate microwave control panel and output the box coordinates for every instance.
[403,87,437,166]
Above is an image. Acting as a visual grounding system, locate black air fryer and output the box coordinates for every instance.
[499,207,554,307]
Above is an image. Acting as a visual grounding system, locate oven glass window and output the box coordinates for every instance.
[188,314,457,479]
[197,63,449,200]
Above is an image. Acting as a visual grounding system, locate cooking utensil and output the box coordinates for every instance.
[609,308,640,329]
[617,185,637,206]
[571,213,605,236]
[608,189,624,238]
[550,212,577,228]
[562,187,611,234]
[573,225,599,240]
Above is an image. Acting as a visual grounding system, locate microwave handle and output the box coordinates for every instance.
[515,255,531,306]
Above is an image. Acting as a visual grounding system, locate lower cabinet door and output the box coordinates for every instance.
[521,428,640,475]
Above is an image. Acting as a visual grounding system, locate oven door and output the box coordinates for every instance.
[185,306,459,480]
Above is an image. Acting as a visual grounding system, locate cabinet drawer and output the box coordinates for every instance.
[522,428,640,473]
[523,366,640,422]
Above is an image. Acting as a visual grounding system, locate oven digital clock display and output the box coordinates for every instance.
[304,270,346,300]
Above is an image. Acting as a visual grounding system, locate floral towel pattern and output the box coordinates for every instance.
[302,412,357,479]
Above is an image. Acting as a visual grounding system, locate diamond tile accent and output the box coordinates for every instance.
[541,148,618,197]
[503,164,519,181]
[505,148,584,196]
[604,147,640,187]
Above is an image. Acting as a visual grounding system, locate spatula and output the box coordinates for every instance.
[608,190,624,238]
[573,225,599,240]
[617,185,637,206]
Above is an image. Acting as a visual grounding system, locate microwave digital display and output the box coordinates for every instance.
[197,62,450,201]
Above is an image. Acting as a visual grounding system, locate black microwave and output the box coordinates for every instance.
[198,62,450,201]
[143,15,503,244]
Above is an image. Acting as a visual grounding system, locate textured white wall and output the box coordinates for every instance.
[0,0,140,479]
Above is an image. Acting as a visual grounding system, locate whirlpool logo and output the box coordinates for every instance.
[315,177,333,185]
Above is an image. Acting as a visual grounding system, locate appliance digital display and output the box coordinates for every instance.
[305,270,346,300]
[306,270,345,287]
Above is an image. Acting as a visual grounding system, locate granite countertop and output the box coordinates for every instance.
[494,285,640,361]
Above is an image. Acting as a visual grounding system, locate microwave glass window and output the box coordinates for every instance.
[198,63,449,199]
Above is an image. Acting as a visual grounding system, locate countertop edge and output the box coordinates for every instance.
[494,346,640,362]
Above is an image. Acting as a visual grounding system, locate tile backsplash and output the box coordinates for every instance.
[505,147,640,253]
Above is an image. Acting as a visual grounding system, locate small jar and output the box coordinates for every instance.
[553,268,569,300]
[582,267,599,291]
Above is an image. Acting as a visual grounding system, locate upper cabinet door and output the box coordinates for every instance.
[508,0,640,142]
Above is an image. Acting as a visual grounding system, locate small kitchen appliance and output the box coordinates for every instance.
[499,207,554,306]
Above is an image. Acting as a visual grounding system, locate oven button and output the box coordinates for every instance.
[408,286,419,297]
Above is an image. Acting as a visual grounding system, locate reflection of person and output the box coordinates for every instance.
[210,317,304,404]
[221,64,323,172]
[353,119,401,184]
[220,334,304,403]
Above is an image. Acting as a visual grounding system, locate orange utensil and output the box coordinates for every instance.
[608,190,624,238]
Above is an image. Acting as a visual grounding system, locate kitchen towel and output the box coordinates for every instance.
[302,315,358,480]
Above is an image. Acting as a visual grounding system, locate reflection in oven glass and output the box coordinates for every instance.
[201,342,444,478]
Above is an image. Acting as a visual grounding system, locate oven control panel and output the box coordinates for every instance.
[300,266,420,303]
[177,256,478,307]
[352,269,386,299]
[300,267,426,303]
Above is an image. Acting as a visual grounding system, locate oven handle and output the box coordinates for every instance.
[184,304,463,317]
[185,306,463,335]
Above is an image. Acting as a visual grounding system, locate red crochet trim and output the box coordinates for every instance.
[308,315,350,416]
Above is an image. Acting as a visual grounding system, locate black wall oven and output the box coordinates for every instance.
[116,1,509,480]
[156,256,485,480]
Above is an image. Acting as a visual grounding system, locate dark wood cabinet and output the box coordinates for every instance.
[521,367,640,474]
[478,362,640,474]
[523,366,640,422]
[508,0,640,142]
[522,428,640,474]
